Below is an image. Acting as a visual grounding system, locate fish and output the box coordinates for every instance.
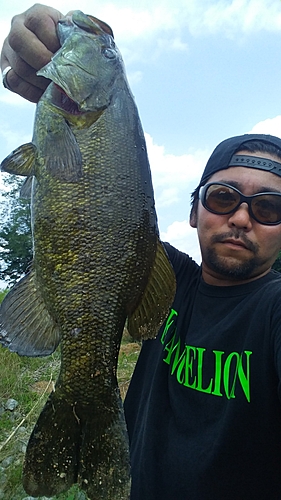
[0,11,176,500]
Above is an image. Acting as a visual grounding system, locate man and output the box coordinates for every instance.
[125,135,281,499]
[2,5,281,499]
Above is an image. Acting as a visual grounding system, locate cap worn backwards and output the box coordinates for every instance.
[199,133,281,187]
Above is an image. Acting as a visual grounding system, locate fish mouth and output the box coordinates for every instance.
[51,84,84,115]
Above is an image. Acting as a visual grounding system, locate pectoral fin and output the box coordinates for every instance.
[43,121,83,182]
[0,268,60,356]
[127,240,176,340]
[1,143,36,176]
[35,100,83,182]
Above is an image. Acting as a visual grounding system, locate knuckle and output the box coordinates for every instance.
[25,86,43,103]
[24,4,52,32]
[13,79,43,103]
[7,69,21,90]
[24,11,42,32]
[8,30,23,53]
[12,59,34,80]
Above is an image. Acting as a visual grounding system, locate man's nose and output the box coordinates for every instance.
[227,202,253,231]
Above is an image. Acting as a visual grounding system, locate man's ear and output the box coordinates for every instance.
[190,208,197,228]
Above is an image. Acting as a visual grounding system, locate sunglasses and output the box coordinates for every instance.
[199,182,281,225]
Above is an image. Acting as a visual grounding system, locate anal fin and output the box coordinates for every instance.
[127,239,176,340]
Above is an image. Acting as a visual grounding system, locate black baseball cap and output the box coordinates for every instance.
[199,133,281,187]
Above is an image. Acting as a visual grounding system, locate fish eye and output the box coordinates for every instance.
[102,48,116,59]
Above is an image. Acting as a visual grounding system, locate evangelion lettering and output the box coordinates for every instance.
[161,309,252,403]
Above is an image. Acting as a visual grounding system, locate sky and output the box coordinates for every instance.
[1,0,281,263]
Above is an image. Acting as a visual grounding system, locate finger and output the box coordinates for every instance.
[22,4,63,53]
[8,11,62,71]
[5,71,45,103]
[1,5,63,103]
[1,40,48,102]
[2,37,49,88]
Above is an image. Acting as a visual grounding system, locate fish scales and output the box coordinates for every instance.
[0,11,176,500]
[34,113,156,405]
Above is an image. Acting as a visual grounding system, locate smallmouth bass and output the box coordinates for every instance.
[0,11,176,500]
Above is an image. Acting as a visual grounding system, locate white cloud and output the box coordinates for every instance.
[127,70,143,86]
[144,133,207,262]
[98,0,281,41]
[156,187,179,208]
[0,123,32,160]
[0,89,31,107]
[1,0,281,45]
[156,37,189,54]
[99,0,281,40]
[185,0,281,37]
[98,3,177,41]
[145,133,208,183]
[145,132,209,203]
[248,115,281,138]
[161,220,201,262]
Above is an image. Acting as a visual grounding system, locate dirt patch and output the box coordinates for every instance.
[120,342,141,356]
[30,380,54,394]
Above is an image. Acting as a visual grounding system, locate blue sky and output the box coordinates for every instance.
[1,0,281,262]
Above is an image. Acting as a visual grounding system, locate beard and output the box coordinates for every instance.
[203,230,266,281]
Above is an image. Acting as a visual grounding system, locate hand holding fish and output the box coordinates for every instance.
[1,3,62,102]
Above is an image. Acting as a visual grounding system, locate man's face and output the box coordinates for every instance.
[191,154,281,285]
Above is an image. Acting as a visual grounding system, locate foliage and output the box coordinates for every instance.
[0,323,140,499]
[0,174,32,285]
[0,290,8,303]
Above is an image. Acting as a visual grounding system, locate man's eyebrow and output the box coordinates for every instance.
[218,179,281,194]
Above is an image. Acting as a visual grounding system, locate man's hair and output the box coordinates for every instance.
[190,139,281,218]
[235,140,281,161]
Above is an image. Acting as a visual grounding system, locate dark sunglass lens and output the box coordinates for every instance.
[205,184,240,213]
[252,195,281,224]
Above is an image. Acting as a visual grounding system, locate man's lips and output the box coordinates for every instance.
[210,232,258,254]
[221,238,250,250]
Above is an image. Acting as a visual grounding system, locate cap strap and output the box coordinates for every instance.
[229,154,281,176]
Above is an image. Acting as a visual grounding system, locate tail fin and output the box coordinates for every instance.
[22,391,80,497]
[78,400,131,499]
[22,389,131,499]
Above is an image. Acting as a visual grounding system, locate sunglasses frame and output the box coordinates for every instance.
[199,182,281,225]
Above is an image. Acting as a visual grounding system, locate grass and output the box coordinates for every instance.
[0,314,140,499]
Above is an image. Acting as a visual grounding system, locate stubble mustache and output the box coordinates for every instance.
[210,230,259,254]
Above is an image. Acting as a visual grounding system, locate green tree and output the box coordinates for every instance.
[0,174,32,285]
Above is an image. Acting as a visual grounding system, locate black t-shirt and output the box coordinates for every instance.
[124,243,281,499]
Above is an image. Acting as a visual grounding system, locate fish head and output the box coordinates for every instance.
[38,11,126,117]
